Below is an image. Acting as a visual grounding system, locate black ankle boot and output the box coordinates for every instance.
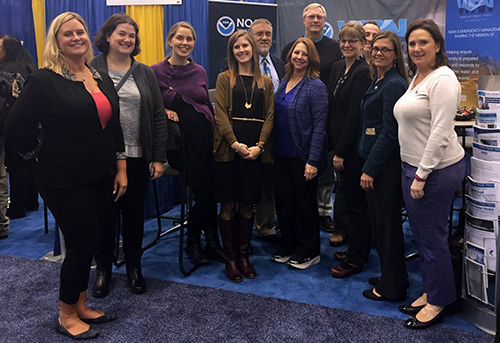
[126,265,146,294]
[92,267,112,298]
[185,217,212,264]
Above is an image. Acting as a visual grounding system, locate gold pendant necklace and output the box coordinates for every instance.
[239,74,255,110]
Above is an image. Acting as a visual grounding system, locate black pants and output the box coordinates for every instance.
[366,157,408,299]
[40,174,114,304]
[5,138,38,213]
[338,156,370,267]
[274,155,320,258]
[95,158,150,268]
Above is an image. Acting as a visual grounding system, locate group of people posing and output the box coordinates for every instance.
[3,1,465,339]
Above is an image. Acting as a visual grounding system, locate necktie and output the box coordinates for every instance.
[262,58,272,77]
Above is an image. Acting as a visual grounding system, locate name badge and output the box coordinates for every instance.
[366,128,376,135]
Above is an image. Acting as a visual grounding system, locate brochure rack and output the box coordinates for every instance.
[460,75,500,334]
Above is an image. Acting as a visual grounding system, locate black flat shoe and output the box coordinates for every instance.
[55,321,99,340]
[404,309,447,329]
[368,277,380,286]
[399,304,425,316]
[81,312,117,324]
[362,289,388,301]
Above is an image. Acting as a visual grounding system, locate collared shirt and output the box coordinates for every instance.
[259,54,280,93]
[303,33,324,43]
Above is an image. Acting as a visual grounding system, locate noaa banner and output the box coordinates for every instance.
[276,0,445,55]
[446,1,500,107]
[208,0,277,87]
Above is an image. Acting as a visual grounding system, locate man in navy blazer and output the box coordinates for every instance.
[220,18,284,244]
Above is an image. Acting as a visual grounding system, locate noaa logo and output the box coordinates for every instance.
[323,22,334,38]
[217,16,235,37]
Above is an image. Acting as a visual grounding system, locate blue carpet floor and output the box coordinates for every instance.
[0,196,493,340]
[1,254,493,343]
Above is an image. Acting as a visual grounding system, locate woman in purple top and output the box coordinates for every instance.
[151,22,226,266]
[271,37,328,270]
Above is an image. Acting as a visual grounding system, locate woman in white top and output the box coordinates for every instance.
[393,19,465,330]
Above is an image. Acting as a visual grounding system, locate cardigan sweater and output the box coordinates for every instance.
[152,58,215,129]
[213,70,274,162]
[394,66,464,179]
[275,76,328,174]
[327,57,372,159]
[5,68,124,189]
[91,54,167,164]
[358,67,408,179]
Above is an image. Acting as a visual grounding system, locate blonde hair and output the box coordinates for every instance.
[339,22,366,43]
[44,12,94,75]
[226,30,264,88]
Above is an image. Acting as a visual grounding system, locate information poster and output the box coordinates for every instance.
[208,0,277,88]
[446,1,500,107]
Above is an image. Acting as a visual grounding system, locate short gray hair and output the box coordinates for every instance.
[302,3,327,19]
[249,18,273,34]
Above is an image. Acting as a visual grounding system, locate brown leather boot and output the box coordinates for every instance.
[237,213,257,279]
[219,216,243,282]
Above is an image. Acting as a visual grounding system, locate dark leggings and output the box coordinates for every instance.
[40,174,114,304]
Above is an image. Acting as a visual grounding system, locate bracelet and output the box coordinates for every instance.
[256,141,265,153]
[233,143,242,152]
[414,173,427,182]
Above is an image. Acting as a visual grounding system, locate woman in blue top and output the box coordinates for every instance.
[271,37,328,270]
[358,31,409,301]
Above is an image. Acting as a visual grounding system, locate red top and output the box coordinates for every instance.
[91,92,112,129]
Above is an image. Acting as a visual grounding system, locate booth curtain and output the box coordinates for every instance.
[0,0,38,66]
[44,0,126,50]
[126,5,165,66]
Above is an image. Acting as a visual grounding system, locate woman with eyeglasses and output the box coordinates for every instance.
[328,22,372,279]
[358,31,409,301]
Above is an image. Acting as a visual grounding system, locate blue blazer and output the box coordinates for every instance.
[275,77,328,174]
[358,67,408,178]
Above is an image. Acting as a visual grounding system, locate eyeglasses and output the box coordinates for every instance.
[371,47,395,54]
[254,31,272,38]
[340,39,360,45]
[306,14,325,20]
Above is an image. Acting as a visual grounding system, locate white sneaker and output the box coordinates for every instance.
[271,252,292,263]
[287,255,321,269]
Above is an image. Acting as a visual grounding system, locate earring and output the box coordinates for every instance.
[393,59,397,67]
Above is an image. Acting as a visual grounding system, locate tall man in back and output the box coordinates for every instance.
[220,19,285,243]
[281,3,342,235]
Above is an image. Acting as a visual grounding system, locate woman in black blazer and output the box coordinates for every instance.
[358,31,409,301]
[328,22,372,279]
[5,12,126,339]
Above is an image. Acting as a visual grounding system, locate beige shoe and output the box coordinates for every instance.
[329,232,345,247]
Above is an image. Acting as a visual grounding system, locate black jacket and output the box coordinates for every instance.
[5,68,124,189]
[327,57,371,159]
[91,54,167,164]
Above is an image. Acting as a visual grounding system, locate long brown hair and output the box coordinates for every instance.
[369,30,408,84]
[284,37,320,81]
[226,30,263,88]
